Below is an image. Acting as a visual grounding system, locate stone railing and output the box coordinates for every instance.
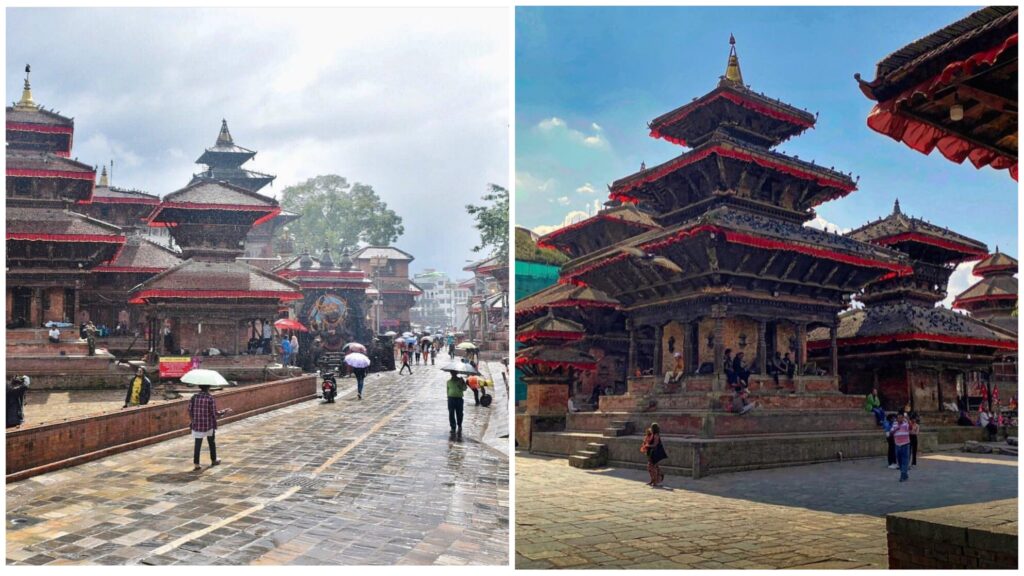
[6,374,316,482]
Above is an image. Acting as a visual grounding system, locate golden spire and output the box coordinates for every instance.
[15,64,38,110]
[216,119,233,146]
[722,34,744,86]
[98,165,109,187]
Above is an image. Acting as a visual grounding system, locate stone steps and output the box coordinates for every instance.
[570,409,878,437]
[568,442,608,469]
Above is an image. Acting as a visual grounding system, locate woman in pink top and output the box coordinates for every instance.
[893,412,912,482]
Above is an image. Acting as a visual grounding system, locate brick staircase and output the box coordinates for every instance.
[602,419,635,438]
[568,442,608,469]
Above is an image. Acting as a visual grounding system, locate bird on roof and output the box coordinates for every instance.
[618,246,684,273]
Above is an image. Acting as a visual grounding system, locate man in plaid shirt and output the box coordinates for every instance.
[189,385,229,470]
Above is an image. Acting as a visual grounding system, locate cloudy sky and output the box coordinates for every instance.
[516,6,1017,308]
[8,7,508,279]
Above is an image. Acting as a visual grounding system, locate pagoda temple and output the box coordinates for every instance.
[351,246,422,333]
[516,39,917,476]
[953,249,1018,335]
[856,6,1017,180]
[808,200,1016,412]
[6,66,123,327]
[190,119,276,192]
[128,179,302,357]
[274,245,374,366]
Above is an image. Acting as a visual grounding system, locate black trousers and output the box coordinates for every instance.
[472,387,480,405]
[447,397,464,431]
[399,362,412,374]
[910,434,918,465]
[194,433,217,464]
[887,435,896,465]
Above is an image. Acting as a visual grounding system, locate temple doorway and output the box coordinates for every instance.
[11,288,32,324]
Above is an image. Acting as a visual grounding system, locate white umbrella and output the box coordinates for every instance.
[384,331,398,337]
[456,342,478,350]
[344,352,371,368]
[181,369,231,387]
[402,332,414,338]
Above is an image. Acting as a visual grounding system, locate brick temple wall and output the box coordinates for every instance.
[6,374,316,481]
[887,499,1017,569]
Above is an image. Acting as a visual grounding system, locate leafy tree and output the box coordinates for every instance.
[465,183,509,263]
[279,175,403,253]
[515,227,568,265]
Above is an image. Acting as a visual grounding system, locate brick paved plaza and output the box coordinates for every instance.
[6,361,509,565]
[515,450,1017,569]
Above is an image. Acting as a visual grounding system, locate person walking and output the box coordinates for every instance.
[280,334,292,367]
[414,343,421,365]
[354,366,367,400]
[399,347,413,375]
[446,370,468,438]
[640,423,667,487]
[261,320,272,354]
[188,385,230,471]
[884,413,898,469]
[123,368,152,408]
[291,333,300,368]
[893,412,912,482]
[864,388,885,426]
[6,375,30,428]
[430,343,436,366]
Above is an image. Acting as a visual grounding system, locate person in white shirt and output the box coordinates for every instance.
[48,327,60,343]
[568,396,578,413]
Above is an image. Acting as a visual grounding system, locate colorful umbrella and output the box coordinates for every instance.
[344,352,371,368]
[274,318,308,332]
[404,337,417,345]
[342,342,367,354]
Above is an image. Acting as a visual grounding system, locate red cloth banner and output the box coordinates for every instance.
[515,299,619,318]
[6,122,73,134]
[808,332,1017,351]
[7,168,94,181]
[7,233,124,243]
[866,34,1018,181]
[953,294,1019,308]
[516,331,585,344]
[515,357,597,371]
[130,289,303,304]
[973,263,1018,276]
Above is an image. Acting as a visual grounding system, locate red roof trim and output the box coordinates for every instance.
[865,33,1018,181]
[974,263,1018,277]
[515,357,596,371]
[94,266,166,274]
[85,196,160,205]
[129,289,303,304]
[650,90,814,145]
[872,232,987,261]
[536,213,657,252]
[809,332,1017,351]
[515,299,619,318]
[279,269,366,279]
[952,293,1019,308]
[7,233,125,243]
[293,282,370,290]
[6,122,74,134]
[7,168,94,181]
[609,144,856,203]
[565,224,911,283]
[516,331,584,344]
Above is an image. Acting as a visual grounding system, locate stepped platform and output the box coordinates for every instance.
[523,372,939,477]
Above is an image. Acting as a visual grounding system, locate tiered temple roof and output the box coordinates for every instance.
[953,249,1018,333]
[275,246,373,291]
[352,246,415,261]
[129,259,302,305]
[856,6,1017,180]
[94,236,184,274]
[537,204,661,259]
[6,66,74,157]
[189,120,276,192]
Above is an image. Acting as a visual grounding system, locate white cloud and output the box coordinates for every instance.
[940,261,977,309]
[804,215,851,235]
[575,182,595,195]
[582,135,605,148]
[538,117,566,130]
[591,122,602,131]
[556,196,570,206]
[532,210,590,236]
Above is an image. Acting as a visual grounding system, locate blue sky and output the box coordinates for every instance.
[515,6,1017,303]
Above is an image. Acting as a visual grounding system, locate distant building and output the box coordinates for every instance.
[411,269,472,332]
[351,246,422,333]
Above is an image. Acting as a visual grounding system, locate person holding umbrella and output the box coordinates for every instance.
[345,352,371,399]
[184,370,233,471]
[446,370,468,438]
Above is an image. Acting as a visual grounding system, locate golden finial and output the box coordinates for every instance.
[15,64,38,110]
[216,119,233,146]
[722,34,744,86]
[98,165,109,187]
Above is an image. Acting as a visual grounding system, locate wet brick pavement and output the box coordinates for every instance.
[6,362,509,565]
[515,450,1017,569]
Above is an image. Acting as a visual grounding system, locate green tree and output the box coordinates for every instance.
[279,175,403,253]
[465,183,509,263]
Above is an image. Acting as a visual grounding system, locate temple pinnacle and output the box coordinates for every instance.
[722,34,744,86]
[216,119,233,146]
[16,63,37,110]
[893,198,901,215]
[98,165,109,187]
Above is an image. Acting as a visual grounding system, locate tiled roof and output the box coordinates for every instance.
[954,275,1018,304]
[92,185,160,203]
[351,246,415,261]
[131,259,300,296]
[6,151,94,173]
[517,313,585,335]
[6,106,73,126]
[163,180,277,207]
[515,282,619,314]
[7,206,122,237]
[848,201,987,256]
[97,236,183,272]
[974,251,1018,276]
[809,302,1015,345]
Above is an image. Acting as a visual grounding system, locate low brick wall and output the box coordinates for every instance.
[6,374,316,482]
[887,499,1017,569]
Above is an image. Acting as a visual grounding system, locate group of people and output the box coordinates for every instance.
[723,348,796,391]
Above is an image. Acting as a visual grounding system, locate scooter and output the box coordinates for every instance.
[321,371,338,403]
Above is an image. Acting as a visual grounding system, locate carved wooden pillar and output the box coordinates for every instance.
[712,306,725,391]
[757,320,767,375]
[653,323,664,376]
[796,323,807,371]
[627,318,637,378]
[32,288,42,326]
[829,321,839,387]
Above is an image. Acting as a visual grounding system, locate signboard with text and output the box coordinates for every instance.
[159,356,193,379]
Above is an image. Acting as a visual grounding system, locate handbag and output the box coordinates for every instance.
[650,440,668,464]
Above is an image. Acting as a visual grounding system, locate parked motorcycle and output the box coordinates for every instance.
[321,371,338,403]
